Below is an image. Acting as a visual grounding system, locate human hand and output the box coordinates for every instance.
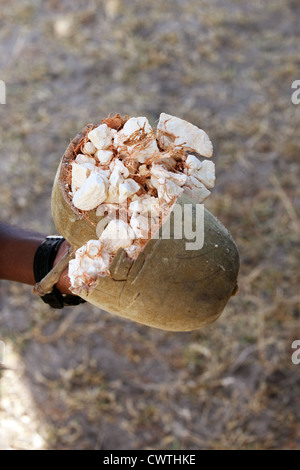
[53,240,73,295]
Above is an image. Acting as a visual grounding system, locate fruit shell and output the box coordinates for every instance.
[51,126,239,331]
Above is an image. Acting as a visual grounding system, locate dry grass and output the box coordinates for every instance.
[0,0,300,450]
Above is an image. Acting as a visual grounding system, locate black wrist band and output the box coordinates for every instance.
[33,236,86,309]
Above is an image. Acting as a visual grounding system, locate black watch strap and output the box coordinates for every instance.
[33,236,86,309]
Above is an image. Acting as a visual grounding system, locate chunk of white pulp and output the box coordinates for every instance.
[72,171,108,211]
[157,113,213,158]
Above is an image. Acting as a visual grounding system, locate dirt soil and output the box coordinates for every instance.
[0,0,300,450]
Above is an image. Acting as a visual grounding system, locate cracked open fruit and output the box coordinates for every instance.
[51,113,239,331]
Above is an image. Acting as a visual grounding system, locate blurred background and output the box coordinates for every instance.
[0,0,299,450]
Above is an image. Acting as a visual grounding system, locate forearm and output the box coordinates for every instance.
[0,222,44,285]
[0,222,71,294]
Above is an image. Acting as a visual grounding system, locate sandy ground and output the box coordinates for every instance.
[0,0,300,450]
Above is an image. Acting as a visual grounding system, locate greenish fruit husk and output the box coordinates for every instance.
[51,127,239,331]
